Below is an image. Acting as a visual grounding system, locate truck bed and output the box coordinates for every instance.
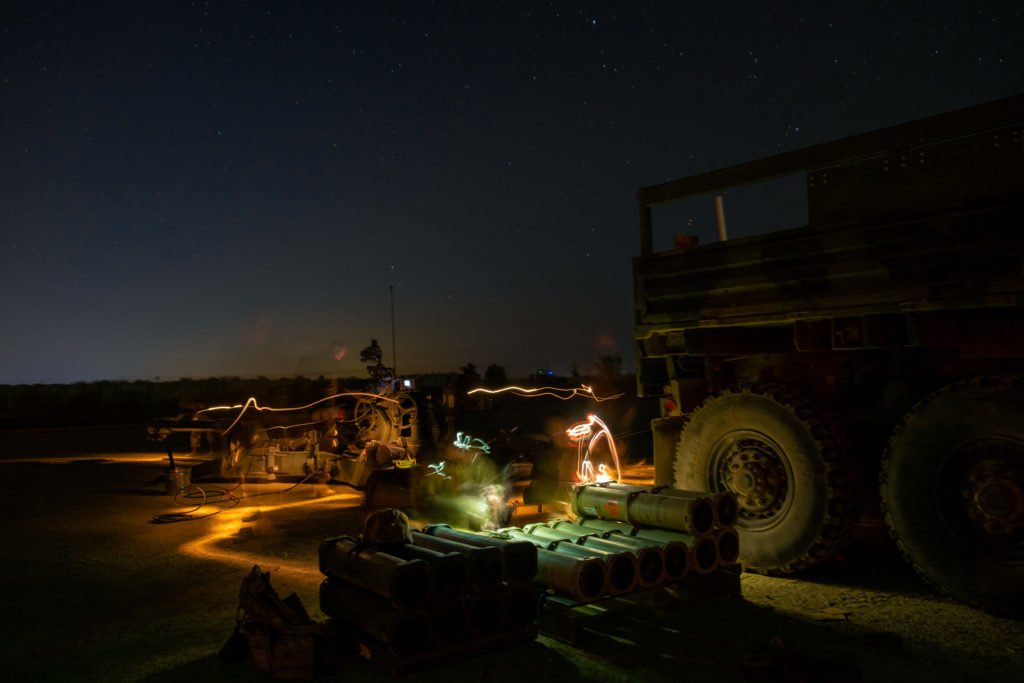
[634,94,1024,340]
[634,197,1023,336]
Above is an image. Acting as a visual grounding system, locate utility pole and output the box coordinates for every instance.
[390,284,397,377]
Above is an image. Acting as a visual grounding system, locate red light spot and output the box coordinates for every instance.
[604,500,621,517]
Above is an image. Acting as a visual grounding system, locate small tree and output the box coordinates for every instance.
[483,363,508,387]
[570,360,581,379]
[593,354,622,380]
[458,362,481,391]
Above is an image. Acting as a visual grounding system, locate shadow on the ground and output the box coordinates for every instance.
[141,654,275,682]
[791,535,934,596]
[140,640,587,682]
[103,487,168,496]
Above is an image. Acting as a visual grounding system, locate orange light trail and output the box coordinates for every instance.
[0,453,194,466]
[468,384,624,401]
[176,489,361,579]
[567,414,622,484]
[197,391,401,435]
[566,422,592,441]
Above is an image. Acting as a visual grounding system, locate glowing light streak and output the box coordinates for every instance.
[565,422,592,441]
[0,453,180,466]
[468,384,624,402]
[260,419,325,433]
[426,462,451,479]
[197,392,401,436]
[176,490,360,579]
[566,414,622,485]
[453,431,491,454]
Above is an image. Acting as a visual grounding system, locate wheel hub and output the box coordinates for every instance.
[719,438,788,520]
[962,457,1024,537]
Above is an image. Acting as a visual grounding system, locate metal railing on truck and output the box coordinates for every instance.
[633,94,1024,337]
[636,93,1024,257]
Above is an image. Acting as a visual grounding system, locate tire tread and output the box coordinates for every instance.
[675,383,860,574]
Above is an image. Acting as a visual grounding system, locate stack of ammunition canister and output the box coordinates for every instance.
[497,483,740,604]
[317,526,539,671]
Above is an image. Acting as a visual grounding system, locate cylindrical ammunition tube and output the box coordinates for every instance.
[574,518,690,580]
[384,542,469,600]
[716,527,741,565]
[462,589,506,637]
[423,524,537,582]
[573,483,715,535]
[525,523,664,587]
[534,548,607,603]
[627,527,719,574]
[502,528,637,595]
[317,536,429,609]
[501,581,541,625]
[319,579,431,655]
[430,599,470,645]
[410,531,503,590]
[652,487,739,529]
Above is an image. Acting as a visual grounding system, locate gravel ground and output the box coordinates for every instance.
[0,429,1021,682]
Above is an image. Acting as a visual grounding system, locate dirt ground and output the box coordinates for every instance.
[0,427,1021,682]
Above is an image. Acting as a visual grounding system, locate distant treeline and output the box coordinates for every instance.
[0,370,642,431]
[0,376,354,429]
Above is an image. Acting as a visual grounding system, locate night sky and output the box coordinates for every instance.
[2,2,1022,385]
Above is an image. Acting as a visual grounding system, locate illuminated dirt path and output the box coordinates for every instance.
[175,488,362,579]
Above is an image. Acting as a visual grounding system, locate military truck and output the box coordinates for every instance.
[633,94,1024,616]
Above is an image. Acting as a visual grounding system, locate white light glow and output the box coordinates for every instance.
[566,414,621,484]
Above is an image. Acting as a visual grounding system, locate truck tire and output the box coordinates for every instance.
[674,384,858,573]
[880,375,1024,617]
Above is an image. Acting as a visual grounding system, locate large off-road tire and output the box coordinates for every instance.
[674,384,859,573]
[881,375,1024,617]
